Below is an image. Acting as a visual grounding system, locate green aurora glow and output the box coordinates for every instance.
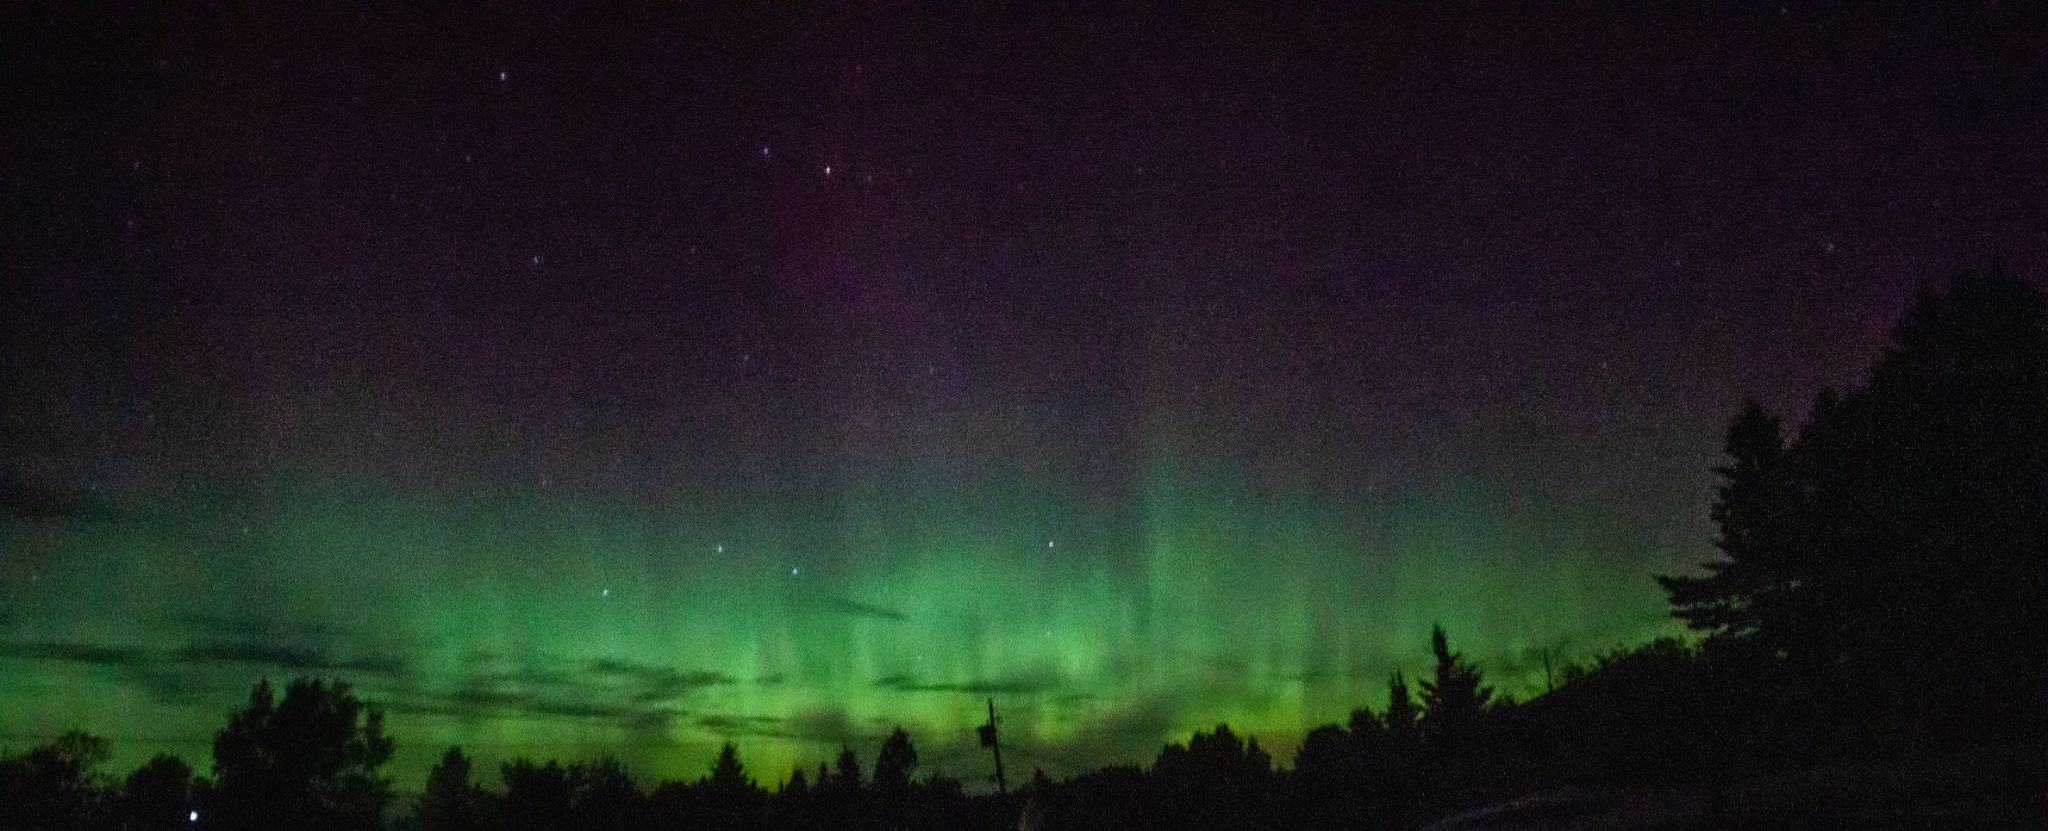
[1,452,1692,787]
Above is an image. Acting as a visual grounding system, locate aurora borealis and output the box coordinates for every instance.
[5,5,2045,788]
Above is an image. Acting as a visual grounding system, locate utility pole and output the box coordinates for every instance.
[977,697,1008,795]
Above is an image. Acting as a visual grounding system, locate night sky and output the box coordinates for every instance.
[4,5,2044,786]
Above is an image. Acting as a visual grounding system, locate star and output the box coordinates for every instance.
[823,165,832,177]
[790,566,801,577]
[600,588,611,598]
[497,69,508,82]
[716,544,725,554]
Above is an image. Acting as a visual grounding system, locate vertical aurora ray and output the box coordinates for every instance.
[1,452,1687,786]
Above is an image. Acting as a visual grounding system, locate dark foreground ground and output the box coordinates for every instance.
[1420,747,2043,830]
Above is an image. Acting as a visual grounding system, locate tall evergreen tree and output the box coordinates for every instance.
[1415,626,1496,817]
[832,745,863,790]
[414,747,490,831]
[871,728,918,790]
[1419,625,1493,740]
[1383,672,1419,739]
[1657,267,2048,737]
[705,743,754,792]
[1657,400,1798,649]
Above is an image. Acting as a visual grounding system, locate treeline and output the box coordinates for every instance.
[9,629,2038,830]
[0,625,1626,831]
[7,267,2046,829]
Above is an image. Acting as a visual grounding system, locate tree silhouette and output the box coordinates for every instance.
[1344,703,1380,740]
[660,742,764,831]
[705,743,754,792]
[574,755,646,831]
[1371,669,1426,824]
[414,746,493,831]
[1416,625,1495,816]
[1150,724,1275,831]
[871,727,919,791]
[1420,624,1494,741]
[1658,267,2048,740]
[1657,400,1798,650]
[500,759,580,831]
[1288,723,1364,829]
[119,753,195,831]
[831,744,863,790]
[0,731,110,831]
[206,677,393,831]
[1290,723,1352,782]
[770,764,813,829]
[1383,671,1419,740]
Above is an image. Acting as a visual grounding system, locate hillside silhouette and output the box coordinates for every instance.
[6,268,2045,828]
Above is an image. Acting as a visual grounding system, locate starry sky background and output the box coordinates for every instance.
[3,4,2045,788]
